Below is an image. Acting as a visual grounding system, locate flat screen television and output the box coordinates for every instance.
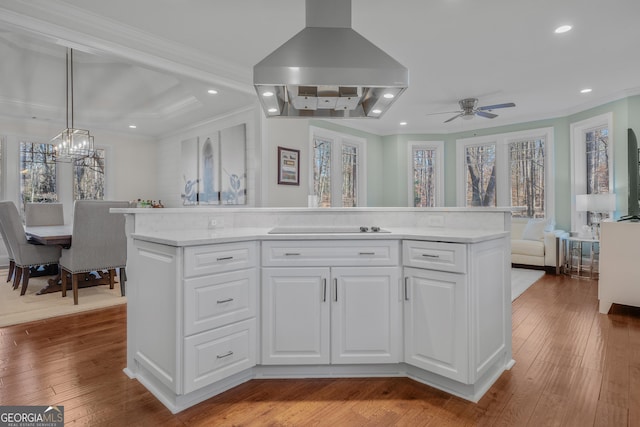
[619,128,640,221]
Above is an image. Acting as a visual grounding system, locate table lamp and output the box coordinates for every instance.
[576,193,616,238]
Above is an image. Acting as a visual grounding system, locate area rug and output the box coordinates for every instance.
[0,269,126,327]
[511,268,545,301]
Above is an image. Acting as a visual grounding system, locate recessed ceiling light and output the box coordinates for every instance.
[263,91,274,97]
[383,93,395,99]
[267,108,278,113]
[371,109,382,115]
[554,25,572,34]
[580,88,592,94]
[207,89,218,95]
[400,121,407,126]
[129,125,137,129]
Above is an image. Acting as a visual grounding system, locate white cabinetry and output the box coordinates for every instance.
[261,240,401,365]
[130,240,258,398]
[403,238,510,385]
[182,242,258,394]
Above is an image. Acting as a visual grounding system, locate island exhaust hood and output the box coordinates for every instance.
[253,0,408,118]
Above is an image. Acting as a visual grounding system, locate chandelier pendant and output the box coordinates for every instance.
[52,48,94,162]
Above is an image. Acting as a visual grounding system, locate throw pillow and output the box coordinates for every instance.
[522,219,546,241]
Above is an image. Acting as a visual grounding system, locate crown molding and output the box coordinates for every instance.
[0,0,254,95]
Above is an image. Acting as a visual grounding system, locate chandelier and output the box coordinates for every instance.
[52,48,94,162]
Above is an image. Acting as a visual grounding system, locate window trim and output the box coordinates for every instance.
[407,140,444,207]
[570,112,614,231]
[456,127,554,220]
[308,126,367,207]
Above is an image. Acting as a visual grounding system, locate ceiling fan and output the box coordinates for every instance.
[428,98,516,123]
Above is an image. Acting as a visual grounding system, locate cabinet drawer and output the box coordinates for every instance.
[184,241,257,277]
[403,240,466,273]
[183,318,256,394]
[262,240,399,267]
[184,269,257,336]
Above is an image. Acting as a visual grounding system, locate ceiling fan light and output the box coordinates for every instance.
[554,25,572,34]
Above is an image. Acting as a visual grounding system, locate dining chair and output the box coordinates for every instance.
[0,219,15,283]
[0,201,62,295]
[59,200,129,305]
[24,202,64,226]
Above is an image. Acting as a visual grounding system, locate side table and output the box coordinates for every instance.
[560,235,600,279]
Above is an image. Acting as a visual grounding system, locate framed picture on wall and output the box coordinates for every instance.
[278,146,300,185]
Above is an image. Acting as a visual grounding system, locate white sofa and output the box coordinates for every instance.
[511,219,566,270]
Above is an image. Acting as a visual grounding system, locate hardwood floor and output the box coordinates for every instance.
[1,273,639,426]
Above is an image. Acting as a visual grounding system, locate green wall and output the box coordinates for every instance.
[295,96,640,231]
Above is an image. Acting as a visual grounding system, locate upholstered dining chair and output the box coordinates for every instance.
[59,200,129,305]
[0,201,61,295]
[24,202,64,226]
[0,219,15,283]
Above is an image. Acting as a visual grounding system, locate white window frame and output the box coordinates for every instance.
[308,126,367,207]
[407,141,444,207]
[570,112,614,231]
[456,127,555,221]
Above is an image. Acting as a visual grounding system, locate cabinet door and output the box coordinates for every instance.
[404,267,468,383]
[262,267,330,365]
[331,267,401,364]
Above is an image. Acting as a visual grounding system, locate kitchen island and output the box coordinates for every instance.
[113,207,513,413]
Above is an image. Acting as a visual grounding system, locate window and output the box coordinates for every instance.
[464,143,497,207]
[456,127,554,219]
[509,138,545,218]
[310,127,366,207]
[19,141,57,212]
[570,113,614,229]
[408,141,444,207]
[341,143,359,207]
[313,137,332,207]
[74,148,105,200]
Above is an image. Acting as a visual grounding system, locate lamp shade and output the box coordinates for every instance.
[576,193,616,212]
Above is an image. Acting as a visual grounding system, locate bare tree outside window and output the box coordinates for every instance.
[342,144,358,207]
[412,147,436,207]
[465,144,496,207]
[313,138,331,207]
[585,126,610,224]
[19,142,57,213]
[510,138,545,218]
[73,148,105,200]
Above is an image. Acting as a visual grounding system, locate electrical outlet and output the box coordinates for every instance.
[208,217,224,229]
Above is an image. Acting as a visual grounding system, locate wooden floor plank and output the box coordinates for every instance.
[1,273,640,426]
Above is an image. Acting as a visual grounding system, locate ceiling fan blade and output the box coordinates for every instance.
[425,110,461,116]
[477,102,515,111]
[444,113,463,123]
[476,111,498,119]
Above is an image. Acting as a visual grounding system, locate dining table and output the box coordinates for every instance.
[25,224,72,247]
[25,224,111,294]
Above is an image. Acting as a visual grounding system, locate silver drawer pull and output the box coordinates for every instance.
[421,253,440,258]
[216,256,233,261]
[216,351,234,359]
[285,252,301,256]
[217,298,234,304]
[359,252,375,255]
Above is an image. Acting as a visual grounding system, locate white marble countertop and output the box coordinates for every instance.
[131,227,509,246]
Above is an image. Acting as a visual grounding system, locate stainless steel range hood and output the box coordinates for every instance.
[253,0,408,118]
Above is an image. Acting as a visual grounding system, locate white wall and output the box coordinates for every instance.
[156,107,262,208]
[263,118,312,207]
[0,118,158,265]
